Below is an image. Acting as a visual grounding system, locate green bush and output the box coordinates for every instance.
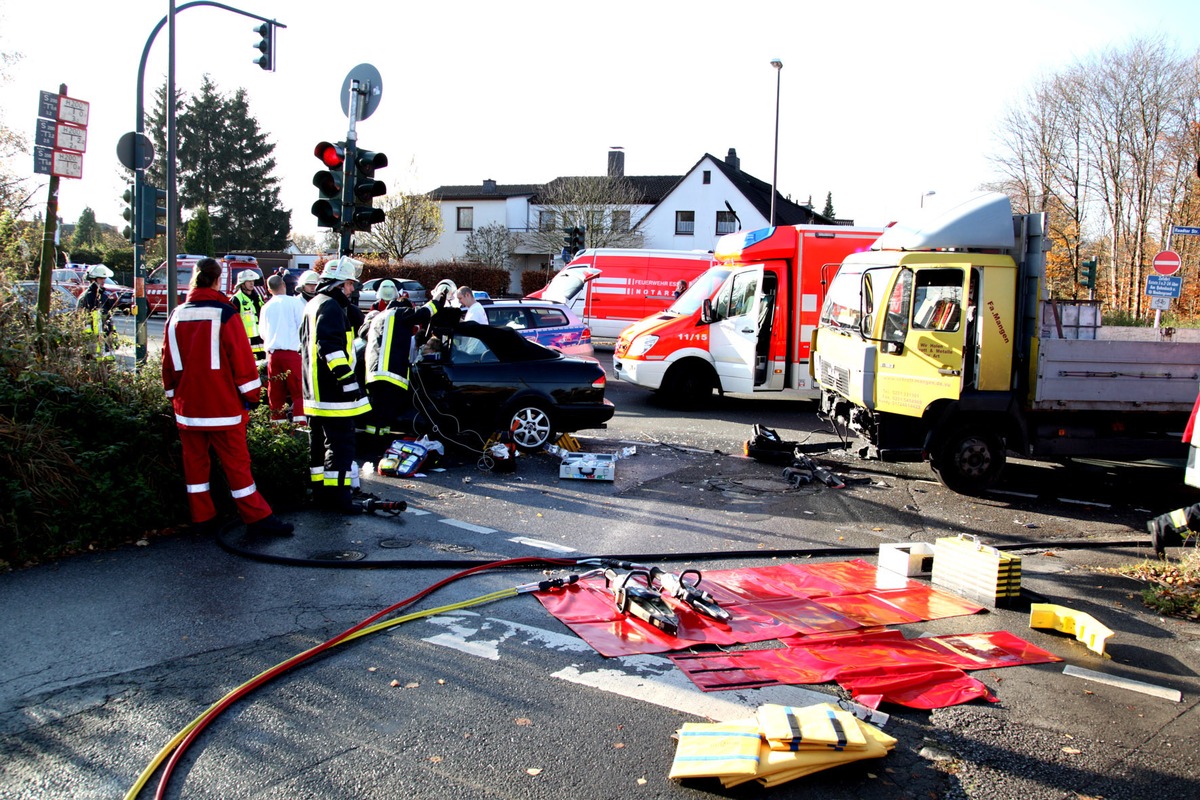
[0,275,308,568]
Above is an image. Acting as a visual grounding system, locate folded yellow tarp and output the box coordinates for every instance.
[756,702,868,751]
[725,711,897,788]
[667,720,762,780]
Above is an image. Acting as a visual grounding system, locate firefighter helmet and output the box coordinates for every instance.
[377,279,398,303]
[321,256,363,284]
[86,264,114,280]
[236,270,260,285]
[298,270,322,288]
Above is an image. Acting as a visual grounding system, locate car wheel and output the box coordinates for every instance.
[505,402,556,452]
[930,425,1006,495]
[657,361,715,409]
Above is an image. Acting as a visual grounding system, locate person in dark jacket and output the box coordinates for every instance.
[300,256,370,513]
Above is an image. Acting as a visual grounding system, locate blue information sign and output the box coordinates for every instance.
[33,145,52,175]
[1172,225,1200,236]
[1146,274,1183,298]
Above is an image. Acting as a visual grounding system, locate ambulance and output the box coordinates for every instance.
[530,248,715,339]
[144,253,263,315]
[613,224,882,404]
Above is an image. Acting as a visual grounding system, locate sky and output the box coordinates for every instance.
[4,0,1200,244]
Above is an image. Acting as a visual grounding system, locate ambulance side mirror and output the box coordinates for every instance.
[701,298,715,324]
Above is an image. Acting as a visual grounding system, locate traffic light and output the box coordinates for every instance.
[138,184,166,241]
[253,22,274,71]
[349,148,388,231]
[563,226,577,252]
[570,225,586,255]
[1081,258,1097,289]
[121,184,135,242]
[311,141,345,230]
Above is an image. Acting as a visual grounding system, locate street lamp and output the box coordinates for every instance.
[921,190,936,208]
[770,58,783,226]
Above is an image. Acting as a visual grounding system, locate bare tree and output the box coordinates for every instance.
[355,192,443,261]
[523,176,647,254]
[464,222,518,268]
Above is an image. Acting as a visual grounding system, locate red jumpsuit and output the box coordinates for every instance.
[162,286,273,525]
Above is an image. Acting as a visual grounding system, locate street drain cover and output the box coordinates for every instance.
[310,550,367,562]
[433,543,475,553]
[379,538,413,549]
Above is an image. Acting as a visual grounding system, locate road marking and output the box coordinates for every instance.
[1063,665,1181,702]
[508,536,577,553]
[405,508,432,516]
[1058,497,1112,508]
[439,519,496,534]
[422,613,833,721]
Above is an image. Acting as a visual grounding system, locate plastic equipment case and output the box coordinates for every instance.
[559,452,616,481]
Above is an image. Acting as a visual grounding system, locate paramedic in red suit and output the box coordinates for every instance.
[162,257,294,537]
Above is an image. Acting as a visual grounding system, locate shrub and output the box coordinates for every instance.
[522,269,552,297]
[0,275,307,568]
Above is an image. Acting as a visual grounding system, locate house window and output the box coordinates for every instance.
[538,210,556,231]
[675,210,695,236]
[716,211,737,235]
[456,207,474,231]
[611,210,630,232]
[702,170,711,184]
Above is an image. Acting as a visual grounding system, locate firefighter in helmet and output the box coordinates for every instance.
[77,264,117,359]
[230,269,266,361]
[297,270,322,302]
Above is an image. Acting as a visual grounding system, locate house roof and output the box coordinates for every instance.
[531,175,681,205]
[429,183,541,200]
[700,153,834,226]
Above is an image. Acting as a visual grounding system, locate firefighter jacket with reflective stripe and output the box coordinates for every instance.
[300,289,370,418]
[231,288,265,355]
[363,300,438,389]
[162,287,262,430]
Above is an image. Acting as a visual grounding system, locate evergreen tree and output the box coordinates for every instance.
[184,207,215,257]
[822,192,835,220]
[210,89,288,251]
[70,207,99,250]
[178,76,229,211]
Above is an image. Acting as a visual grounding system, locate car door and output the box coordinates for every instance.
[707,267,762,394]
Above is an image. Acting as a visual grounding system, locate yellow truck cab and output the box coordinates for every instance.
[814,193,1200,494]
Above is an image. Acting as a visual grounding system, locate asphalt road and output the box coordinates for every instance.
[2,344,1198,800]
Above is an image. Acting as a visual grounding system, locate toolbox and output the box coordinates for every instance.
[559,452,616,481]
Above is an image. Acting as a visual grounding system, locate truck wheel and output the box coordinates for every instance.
[505,402,556,452]
[931,427,1006,495]
[658,362,714,409]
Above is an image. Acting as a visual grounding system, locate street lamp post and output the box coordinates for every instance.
[921,190,936,208]
[770,58,782,226]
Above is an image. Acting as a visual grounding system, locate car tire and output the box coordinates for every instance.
[505,402,556,452]
[657,361,715,409]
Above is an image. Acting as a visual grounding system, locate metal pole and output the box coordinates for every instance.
[35,84,67,337]
[339,80,362,256]
[166,0,178,316]
[770,59,782,227]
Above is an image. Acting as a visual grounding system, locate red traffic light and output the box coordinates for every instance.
[314,141,345,169]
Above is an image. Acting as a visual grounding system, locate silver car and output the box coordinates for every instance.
[358,278,428,310]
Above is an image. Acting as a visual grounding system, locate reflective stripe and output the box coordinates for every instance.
[230,482,257,499]
[165,388,175,398]
[323,473,352,487]
[176,413,245,427]
[1169,509,1188,528]
[372,373,409,390]
[342,381,360,393]
[168,305,223,371]
[186,482,211,494]
[238,377,262,394]
[309,467,324,483]
[325,350,347,364]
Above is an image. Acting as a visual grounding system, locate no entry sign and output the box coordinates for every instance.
[1153,250,1181,275]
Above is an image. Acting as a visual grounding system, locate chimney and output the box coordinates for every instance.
[608,147,625,178]
[725,148,740,170]
[483,179,497,193]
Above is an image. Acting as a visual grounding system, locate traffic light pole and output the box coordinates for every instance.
[134,1,285,364]
[339,80,365,257]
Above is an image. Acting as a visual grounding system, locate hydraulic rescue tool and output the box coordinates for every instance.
[648,566,733,624]
[604,568,680,636]
[357,498,408,516]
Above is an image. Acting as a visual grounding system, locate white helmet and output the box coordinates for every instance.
[298,270,322,288]
[321,255,363,283]
[236,269,260,285]
[377,279,398,303]
[86,264,114,280]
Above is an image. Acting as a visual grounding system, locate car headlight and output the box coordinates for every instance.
[627,334,658,358]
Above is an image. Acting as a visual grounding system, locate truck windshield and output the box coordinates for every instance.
[820,262,876,331]
[668,266,733,315]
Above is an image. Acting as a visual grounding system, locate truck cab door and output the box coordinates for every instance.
[874,266,968,415]
[708,266,776,393]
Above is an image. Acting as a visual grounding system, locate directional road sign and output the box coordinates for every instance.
[1145,274,1183,298]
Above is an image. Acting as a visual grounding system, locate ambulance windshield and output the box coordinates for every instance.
[668,266,734,315]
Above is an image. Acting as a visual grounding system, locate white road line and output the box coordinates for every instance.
[422,613,833,722]
[439,519,496,534]
[1063,665,1182,702]
[508,536,577,553]
[405,508,432,516]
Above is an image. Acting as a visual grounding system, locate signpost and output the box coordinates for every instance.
[1152,250,1181,276]
[1147,251,1185,329]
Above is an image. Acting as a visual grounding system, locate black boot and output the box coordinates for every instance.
[1146,513,1186,556]
[247,514,295,537]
